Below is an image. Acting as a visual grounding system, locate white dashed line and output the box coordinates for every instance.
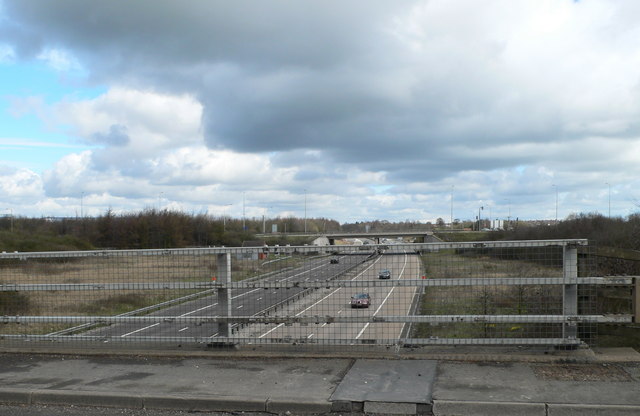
[121,323,159,337]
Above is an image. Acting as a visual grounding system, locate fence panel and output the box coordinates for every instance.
[0,240,633,353]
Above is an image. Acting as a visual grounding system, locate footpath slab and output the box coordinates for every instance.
[0,354,347,413]
[433,360,640,416]
[331,359,437,414]
[0,349,639,415]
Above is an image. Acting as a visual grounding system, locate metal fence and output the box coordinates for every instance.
[0,239,635,353]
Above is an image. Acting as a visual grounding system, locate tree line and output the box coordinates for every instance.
[1,209,640,252]
[0,209,342,251]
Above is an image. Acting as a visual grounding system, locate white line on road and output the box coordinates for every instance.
[259,256,382,338]
[179,302,218,317]
[121,323,159,337]
[355,253,408,340]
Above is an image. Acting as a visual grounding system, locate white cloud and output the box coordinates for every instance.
[0,165,44,200]
[55,87,203,151]
[37,48,80,72]
[0,44,15,63]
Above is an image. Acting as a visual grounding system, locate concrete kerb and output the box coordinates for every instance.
[0,388,318,414]
[364,401,418,415]
[433,400,547,416]
[30,389,144,409]
[0,388,32,405]
[547,404,640,416]
[143,394,267,412]
[432,401,640,416]
[266,398,333,414]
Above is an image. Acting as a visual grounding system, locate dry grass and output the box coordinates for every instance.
[413,250,567,339]
[0,252,306,336]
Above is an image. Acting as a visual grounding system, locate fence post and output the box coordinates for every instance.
[634,277,640,324]
[563,245,578,341]
[217,252,232,338]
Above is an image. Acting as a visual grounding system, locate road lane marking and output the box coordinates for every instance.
[259,256,382,338]
[121,323,159,337]
[179,302,218,317]
[356,252,409,340]
[119,258,323,338]
[178,327,189,332]
[120,300,220,337]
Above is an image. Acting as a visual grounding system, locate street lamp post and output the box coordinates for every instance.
[223,204,232,233]
[262,206,270,234]
[450,185,454,227]
[552,184,558,222]
[504,199,511,229]
[304,189,307,233]
[477,206,484,231]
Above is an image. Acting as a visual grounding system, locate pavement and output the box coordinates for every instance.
[0,347,639,415]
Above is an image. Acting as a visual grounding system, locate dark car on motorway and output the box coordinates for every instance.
[350,293,371,308]
[378,269,391,279]
[330,258,339,264]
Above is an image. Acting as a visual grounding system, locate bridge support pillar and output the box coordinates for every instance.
[217,253,232,338]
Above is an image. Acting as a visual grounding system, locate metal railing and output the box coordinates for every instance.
[0,239,636,352]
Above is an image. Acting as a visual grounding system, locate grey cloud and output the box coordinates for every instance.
[91,124,130,146]
[5,0,640,221]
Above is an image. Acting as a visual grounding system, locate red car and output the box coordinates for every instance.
[350,293,371,308]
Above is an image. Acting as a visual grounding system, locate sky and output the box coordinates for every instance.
[1,0,640,224]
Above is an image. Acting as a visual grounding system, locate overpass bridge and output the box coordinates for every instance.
[255,230,439,244]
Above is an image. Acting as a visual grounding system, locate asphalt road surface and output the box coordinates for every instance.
[85,253,374,340]
[243,250,422,343]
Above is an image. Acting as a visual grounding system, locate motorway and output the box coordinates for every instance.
[87,251,378,341]
[245,250,422,343]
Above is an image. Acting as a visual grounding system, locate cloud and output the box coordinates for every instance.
[37,47,80,72]
[0,164,44,201]
[91,124,129,146]
[3,0,640,220]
